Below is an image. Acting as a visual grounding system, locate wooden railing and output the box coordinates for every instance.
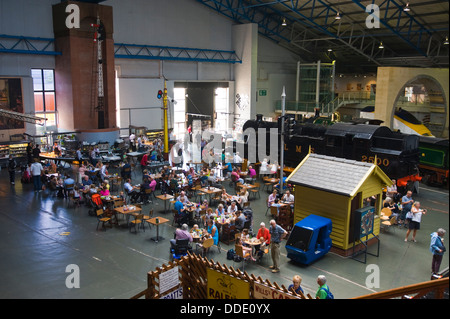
[132,252,448,299]
[353,277,448,299]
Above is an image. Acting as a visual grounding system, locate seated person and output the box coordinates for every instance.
[255,222,271,260]
[140,152,149,167]
[227,201,238,215]
[231,169,244,184]
[237,188,249,206]
[123,178,140,203]
[215,204,226,217]
[174,199,188,226]
[246,165,257,182]
[48,176,58,191]
[88,184,98,195]
[73,186,82,203]
[82,175,93,187]
[281,190,295,205]
[221,189,231,202]
[149,177,157,192]
[63,174,75,197]
[268,189,278,207]
[239,229,255,261]
[177,191,191,205]
[99,186,110,197]
[234,210,247,231]
[170,224,193,250]
[203,208,216,227]
[121,160,132,179]
[206,219,219,246]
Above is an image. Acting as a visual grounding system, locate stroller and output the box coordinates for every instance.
[87,193,104,217]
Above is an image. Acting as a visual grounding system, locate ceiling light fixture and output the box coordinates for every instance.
[444,36,449,45]
[403,2,410,12]
[335,11,341,20]
[379,41,384,49]
[282,18,287,26]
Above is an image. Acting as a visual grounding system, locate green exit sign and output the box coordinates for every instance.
[259,89,267,96]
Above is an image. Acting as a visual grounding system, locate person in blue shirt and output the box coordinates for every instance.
[174,199,188,226]
[430,228,446,276]
[207,219,219,245]
[288,275,304,295]
[401,190,414,228]
[223,162,233,179]
[63,174,75,197]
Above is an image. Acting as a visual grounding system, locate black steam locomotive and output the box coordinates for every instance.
[241,117,421,184]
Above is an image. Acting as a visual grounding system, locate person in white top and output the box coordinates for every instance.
[233,152,243,164]
[405,201,427,242]
[260,158,269,175]
[30,158,44,192]
[282,190,295,205]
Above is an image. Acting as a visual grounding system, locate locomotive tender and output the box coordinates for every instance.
[242,118,421,187]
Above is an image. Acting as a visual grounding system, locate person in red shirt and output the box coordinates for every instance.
[140,152,149,167]
[255,222,271,261]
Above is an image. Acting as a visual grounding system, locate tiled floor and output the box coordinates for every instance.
[0,166,448,299]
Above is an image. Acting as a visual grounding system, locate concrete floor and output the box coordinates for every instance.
[0,166,448,299]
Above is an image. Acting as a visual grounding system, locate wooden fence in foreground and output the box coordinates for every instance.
[131,252,313,299]
[131,252,448,300]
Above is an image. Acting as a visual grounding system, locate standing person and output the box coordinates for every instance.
[26,142,33,164]
[129,132,136,152]
[430,228,446,277]
[30,158,44,192]
[32,144,41,161]
[316,275,333,299]
[405,201,427,242]
[288,275,304,295]
[269,219,287,273]
[8,155,17,185]
[401,190,414,228]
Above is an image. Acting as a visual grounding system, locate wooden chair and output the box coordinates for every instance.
[270,206,278,219]
[382,215,397,233]
[112,177,122,193]
[196,237,214,257]
[234,232,241,245]
[143,188,153,204]
[130,213,144,233]
[243,201,250,208]
[233,244,251,272]
[381,207,392,219]
[172,209,183,227]
[68,191,80,208]
[96,209,111,231]
[221,224,237,245]
[143,209,153,230]
[249,183,260,199]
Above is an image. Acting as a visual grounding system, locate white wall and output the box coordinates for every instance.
[256,36,300,119]
[0,0,308,138]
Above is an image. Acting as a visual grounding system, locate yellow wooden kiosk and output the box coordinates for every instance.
[286,153,393,257]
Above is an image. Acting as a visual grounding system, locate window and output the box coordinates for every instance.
[214,87,229,133]
[173,88,186,140]
[31,69,57,127]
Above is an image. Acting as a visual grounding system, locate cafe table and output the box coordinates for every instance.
[147,217,170,243]
[114,205,142,227]
[199,187,222,205]
[156,194,174,213]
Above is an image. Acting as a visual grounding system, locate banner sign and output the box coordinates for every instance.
[206,268,250,299]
